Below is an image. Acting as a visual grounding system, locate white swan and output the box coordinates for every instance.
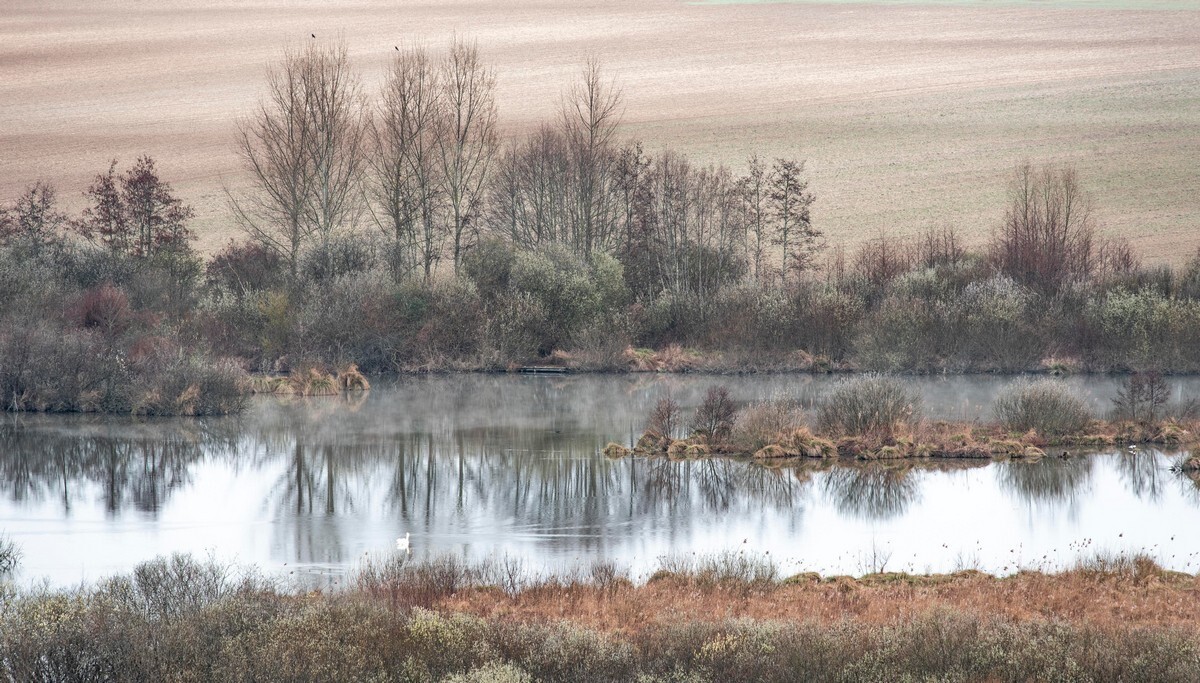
[396,532,411,552]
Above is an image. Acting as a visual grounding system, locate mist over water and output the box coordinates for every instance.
[1,374,1198,586]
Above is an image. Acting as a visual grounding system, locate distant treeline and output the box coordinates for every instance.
[3,41,1200,414]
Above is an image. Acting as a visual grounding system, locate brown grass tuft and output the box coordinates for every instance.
[336,363,370,392]
[602,442,631,459]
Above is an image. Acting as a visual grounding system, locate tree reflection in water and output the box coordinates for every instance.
[1177,453,1200,505]
[222,390,817,564]
[5,376,1200,578]
[822,463,917,521]
[996,456,1094,511]
[1115,450,1172,502]
[819,460,988,521]
[0,417,236,515]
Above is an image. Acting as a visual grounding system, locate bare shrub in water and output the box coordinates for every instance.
[646,394,681,438]
[132,352,249,416]
[993,379,1093,436]
[690,385,736,443]
[817,373,921,439]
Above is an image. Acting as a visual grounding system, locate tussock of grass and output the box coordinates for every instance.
[635,432,671,453]
[775,428,837,458]
[622,344,702,372]
[602,442,631,459]
[297,367,339,396]
[729,395,806,452]
[752,443,789,460]
[1021,445,1046,459]
[335,363,370,392]
[247,375,289,395]
[249,367,351,397]
[666,439,690,459]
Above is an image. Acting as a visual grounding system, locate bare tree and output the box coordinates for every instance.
[853,231,913,293]
[768,158,818,286]
[369,45,444,281]
[487,124,571,249]
[304,42,367,243]
[231,41,366,284]
[613,140,651,254]
[738,155,770,283]
[638,151,744,301]
[1113,371,1170,424]
[916,225,965,269]
[560,57,623,255]
[645,150,692,295]
[485,59,623,258]
[991,162,1095,294]
[647,394,681,438]
[77,161,129,253]
[437,37,497,273]
[690,385,736,443]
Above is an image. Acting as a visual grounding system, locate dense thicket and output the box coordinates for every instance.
[0,160,244,415]
[3,41,1200,402]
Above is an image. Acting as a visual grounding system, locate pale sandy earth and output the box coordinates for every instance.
[1,0,1198,261]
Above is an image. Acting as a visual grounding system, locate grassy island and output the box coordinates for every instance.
[615,374,1200,463]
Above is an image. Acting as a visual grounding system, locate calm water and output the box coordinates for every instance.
[1,374,1198,586]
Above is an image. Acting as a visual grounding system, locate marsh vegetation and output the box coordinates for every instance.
[2,552,1200,682]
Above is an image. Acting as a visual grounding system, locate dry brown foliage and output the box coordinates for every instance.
[437,566,1200,636]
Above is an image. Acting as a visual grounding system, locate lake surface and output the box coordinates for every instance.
[2,374,1198,586]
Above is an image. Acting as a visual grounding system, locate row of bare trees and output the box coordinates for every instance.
[489,58,624,257]
[231,39,497,284]
[230,40,822,294]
